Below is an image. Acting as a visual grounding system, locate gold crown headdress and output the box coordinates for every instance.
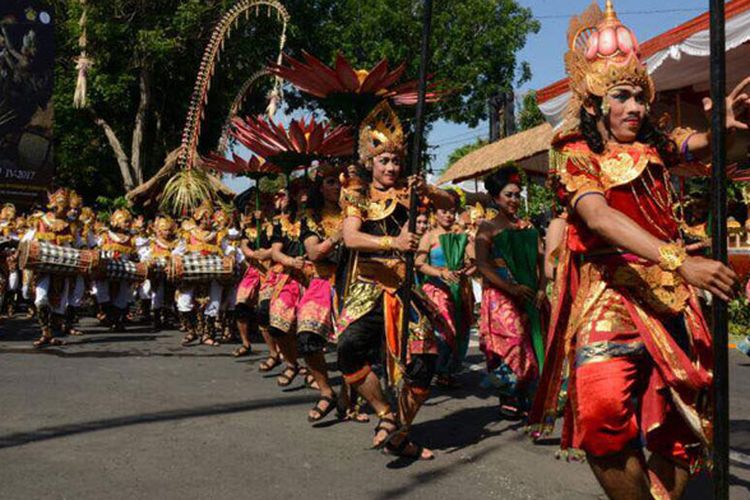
[358,101,405,163]
[110,208,132,229]
[469,203,485,224]
[1,203,16,220]
[563,1,654,129]
[79,207,95,224]
[193,199,214,221]
[47,188,69,209]
[68,191,83,209]
[212,208,231,226]
[155,216,176,233]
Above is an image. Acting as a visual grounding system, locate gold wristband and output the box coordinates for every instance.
[658,242,687,271]
[379,236,393,251]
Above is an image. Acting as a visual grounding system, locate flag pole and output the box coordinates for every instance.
[400,0,434,368]
[709,0,729,497]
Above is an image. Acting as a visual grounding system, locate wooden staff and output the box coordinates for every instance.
[709,0,729,497]
[400,0,434,369]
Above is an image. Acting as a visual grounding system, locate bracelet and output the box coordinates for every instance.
[379,236,393,251]
[658,242,687,271]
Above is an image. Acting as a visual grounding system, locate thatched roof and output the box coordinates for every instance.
[126,148,235,209]
[438,123,553,185]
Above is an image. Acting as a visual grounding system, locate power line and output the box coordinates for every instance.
[536,8,704,19]
[430,128,484,144]
[437,133,487,147]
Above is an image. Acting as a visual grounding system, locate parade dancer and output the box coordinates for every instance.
[141,216,178,332]
[22,189,78,347]
[213,208,241,343]
[267,185,306,387]
[176,201,224,347]
[95,208,138,332]
[528,2,748,498]
[416,205,475,388]
[337,103,455,459]
[0,203,20,318]
[62,190,88,336]
[475,167,545,416]
[235,204,274,358]
[297,163,345,421]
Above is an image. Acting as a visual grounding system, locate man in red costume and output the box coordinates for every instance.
[529,2,749,499]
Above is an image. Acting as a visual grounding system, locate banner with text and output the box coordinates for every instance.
[0,1,54,207]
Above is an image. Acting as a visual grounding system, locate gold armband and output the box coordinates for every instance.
[658,243,687,272]
[379,236,393,251]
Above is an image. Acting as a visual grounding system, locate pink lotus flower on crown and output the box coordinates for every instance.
[585,0,640,61]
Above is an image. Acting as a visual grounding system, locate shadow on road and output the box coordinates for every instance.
[0,394,317,450]
[376,443,504,499]
[412,405,524,454]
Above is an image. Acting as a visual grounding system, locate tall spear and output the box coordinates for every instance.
[400,0,434,368]
[709,0,729,497]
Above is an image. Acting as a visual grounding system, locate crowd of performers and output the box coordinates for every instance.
[0,123,545,460]
[2,0,750,496]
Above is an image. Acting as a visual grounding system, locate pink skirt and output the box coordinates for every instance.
[297,277,335,341]
[479,286,538,385]
[235,266,262,306]
[269,273,302,334]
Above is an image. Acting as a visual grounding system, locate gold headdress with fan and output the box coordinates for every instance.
[1,203,16,220]
[358,101,405,162]
[192,199,214,221]
[563,1,654,129]
[110,208,132,229]
[47,188,69,210]
[68,190,83,210]
[155,215,176,234]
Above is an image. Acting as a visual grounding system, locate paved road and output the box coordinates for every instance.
[0,316,748,499]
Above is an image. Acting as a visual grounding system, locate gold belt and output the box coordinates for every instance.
[355,258,406,292]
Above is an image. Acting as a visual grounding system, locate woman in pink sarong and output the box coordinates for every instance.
[296,165,345,422]
[233,209,274,358]
[475,167,545,417]
[417,207,474,388]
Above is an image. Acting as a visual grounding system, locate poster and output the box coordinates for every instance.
[0,1,54,207]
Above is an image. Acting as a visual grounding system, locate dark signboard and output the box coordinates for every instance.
[0,1,54,207]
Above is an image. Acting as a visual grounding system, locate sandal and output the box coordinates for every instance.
[181,332,199,346]
[33,336,50,348]
[304,373,320,390]
[233,345,252,357]
[258,354,281,372]
[67,328,84,337]
[371,414,400,450]
[200,335,220,347]
[33,336,64,348]
[383,435,434,461]
[308,395,337,423]
[277,365,300,387]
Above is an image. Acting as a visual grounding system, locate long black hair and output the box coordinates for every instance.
[579,96,680,166]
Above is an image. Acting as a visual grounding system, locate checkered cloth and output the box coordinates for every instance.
[172,254,236,284]
[100,258,146,282]
[21,240,93,276]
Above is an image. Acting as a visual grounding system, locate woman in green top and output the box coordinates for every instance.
[475,167,546,416]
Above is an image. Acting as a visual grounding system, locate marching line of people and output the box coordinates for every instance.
[2,1,749,495]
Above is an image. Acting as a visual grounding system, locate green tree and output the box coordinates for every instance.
[51,0,539,200]
[517,91,545,131]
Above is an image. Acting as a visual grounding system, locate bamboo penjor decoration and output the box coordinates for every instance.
[162,0,290,215]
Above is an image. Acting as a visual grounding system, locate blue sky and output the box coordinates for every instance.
[224,0,714,193]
